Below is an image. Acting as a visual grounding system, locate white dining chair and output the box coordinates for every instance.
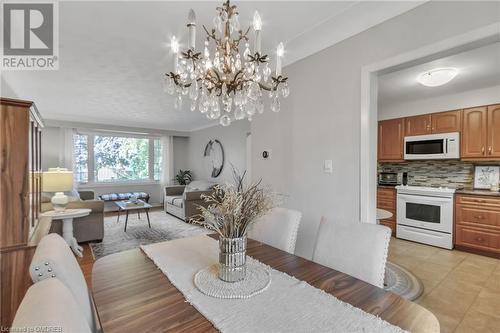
[312,217,391,288]
[29,233,98,332]
[12,278,92,333]
[248,207,302,254]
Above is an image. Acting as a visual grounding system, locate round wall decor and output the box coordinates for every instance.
[204,139,225,178]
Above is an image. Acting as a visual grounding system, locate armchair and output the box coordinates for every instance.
[42,190,104,242]
[164,184,214,222]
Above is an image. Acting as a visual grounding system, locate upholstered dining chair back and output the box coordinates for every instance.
[12,278,92,332]
[29,233,96,331]
[248,208,302,254]
[312,217,391,288]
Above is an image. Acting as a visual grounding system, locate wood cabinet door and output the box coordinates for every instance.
[378,119,404,161]
[462,107,487,159]
[405,114,431,136]
[487,104,500,158]
[431,110,462,134]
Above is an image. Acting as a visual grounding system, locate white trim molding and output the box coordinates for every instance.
[359,22,500,224]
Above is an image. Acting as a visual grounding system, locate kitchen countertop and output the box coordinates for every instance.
[378,185,397,189]
[455,189,500,197]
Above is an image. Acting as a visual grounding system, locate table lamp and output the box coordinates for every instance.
[42,168,74,211]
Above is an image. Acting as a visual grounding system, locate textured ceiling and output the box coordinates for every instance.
[1,1,424,131]
[378,42,500,107]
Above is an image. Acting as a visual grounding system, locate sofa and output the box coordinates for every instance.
[164,181,216,221]
[41,190,104,243]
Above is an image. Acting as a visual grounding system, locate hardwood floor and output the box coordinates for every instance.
[389,237,500,333]
[77,232,500,333]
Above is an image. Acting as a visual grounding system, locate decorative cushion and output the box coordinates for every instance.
[166,195,182,205]
[171,198,184,208]
[185,180,215,192]
[99,192,149,201]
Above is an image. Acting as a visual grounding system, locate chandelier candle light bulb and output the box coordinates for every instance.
[276,42,284,76]
[253,11,262,54]
[187,9,197,49]
[164,0,289,126]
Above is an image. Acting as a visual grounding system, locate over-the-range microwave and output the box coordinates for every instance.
[404,132,460,160]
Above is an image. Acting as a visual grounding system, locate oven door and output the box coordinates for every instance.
[397,194,453,233]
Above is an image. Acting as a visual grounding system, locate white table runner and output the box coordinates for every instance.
[141,235,407,333]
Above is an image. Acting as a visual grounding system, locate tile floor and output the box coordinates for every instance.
[388,237,500,333]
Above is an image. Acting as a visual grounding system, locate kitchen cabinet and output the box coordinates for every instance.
[455,194,500,258]
[487,104,500,158]
[377,187,396,236]
[405,114,432,136]
[461,107,488,159]
[378,119,404,162]
[431,110,462,134]
[405,111,462,136]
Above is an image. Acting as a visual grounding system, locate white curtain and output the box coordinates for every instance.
[59,127,75,170]
[161,136,174,186]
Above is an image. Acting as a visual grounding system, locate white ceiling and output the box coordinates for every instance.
[1,1,424,131]
[378,42,500,107]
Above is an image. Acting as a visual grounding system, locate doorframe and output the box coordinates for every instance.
[359,23,500,224]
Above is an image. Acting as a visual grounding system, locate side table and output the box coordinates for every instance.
[41,208,91,257]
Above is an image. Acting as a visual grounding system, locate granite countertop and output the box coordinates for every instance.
[455,189,500,197]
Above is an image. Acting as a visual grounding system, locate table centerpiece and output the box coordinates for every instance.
[195,173,276,282]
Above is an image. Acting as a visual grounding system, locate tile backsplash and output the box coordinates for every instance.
[378,161,500,189]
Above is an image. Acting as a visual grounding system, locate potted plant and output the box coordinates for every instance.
[175,169,192,185]
[195,172,276,282]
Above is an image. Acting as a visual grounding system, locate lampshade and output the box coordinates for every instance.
[42,168,74,192]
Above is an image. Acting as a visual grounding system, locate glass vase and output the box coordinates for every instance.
[218,235,247,282]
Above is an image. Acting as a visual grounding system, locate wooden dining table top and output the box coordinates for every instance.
[92,236,439,333]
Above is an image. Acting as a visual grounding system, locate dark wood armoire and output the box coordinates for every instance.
[0,97,51,327]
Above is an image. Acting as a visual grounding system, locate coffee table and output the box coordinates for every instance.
[115,200,152,232]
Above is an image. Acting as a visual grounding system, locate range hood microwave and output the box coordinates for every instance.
[404,132,460,160]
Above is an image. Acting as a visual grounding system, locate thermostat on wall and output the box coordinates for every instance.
[262,150,272,159]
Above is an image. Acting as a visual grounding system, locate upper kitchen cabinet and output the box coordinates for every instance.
[405,110,462,136]
[431,110,462,134]
[487,104,500,158]
[378,118,405,161]
[405,114,431,136]
[462,107,488,159]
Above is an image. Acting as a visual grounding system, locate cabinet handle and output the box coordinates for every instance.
[474,215,484,219]
[481,146,485,155]
[476,237,484,242]
[488,146,492,155]
[473,199,486,203]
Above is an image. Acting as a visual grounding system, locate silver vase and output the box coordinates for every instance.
[218,235,247,282]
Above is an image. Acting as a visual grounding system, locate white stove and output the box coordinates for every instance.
[396,185,456,249]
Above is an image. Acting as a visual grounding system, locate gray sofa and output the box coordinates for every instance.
[164,181,216,221]
[42,190,105,243]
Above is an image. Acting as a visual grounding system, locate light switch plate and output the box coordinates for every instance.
[324,160,333,173]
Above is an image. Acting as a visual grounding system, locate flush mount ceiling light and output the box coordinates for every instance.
[417,68,458,87]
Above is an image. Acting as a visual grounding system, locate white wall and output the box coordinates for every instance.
[186,121,251,184]
[173,136,189,173]
[41,127,63,171]
[379,85,500,120]
[251,1,500,259]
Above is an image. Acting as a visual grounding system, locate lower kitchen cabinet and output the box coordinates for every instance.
[377,187,396,236]
[455,194,500,258]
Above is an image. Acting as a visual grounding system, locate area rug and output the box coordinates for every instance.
[89,210,208,260]
[384,261,423,301]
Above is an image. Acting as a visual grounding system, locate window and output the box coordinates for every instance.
[73,131,162,183]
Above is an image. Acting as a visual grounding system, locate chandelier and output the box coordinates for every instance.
[163,0,289,126]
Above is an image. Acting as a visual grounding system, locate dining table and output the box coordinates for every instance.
[91,235,439,333]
